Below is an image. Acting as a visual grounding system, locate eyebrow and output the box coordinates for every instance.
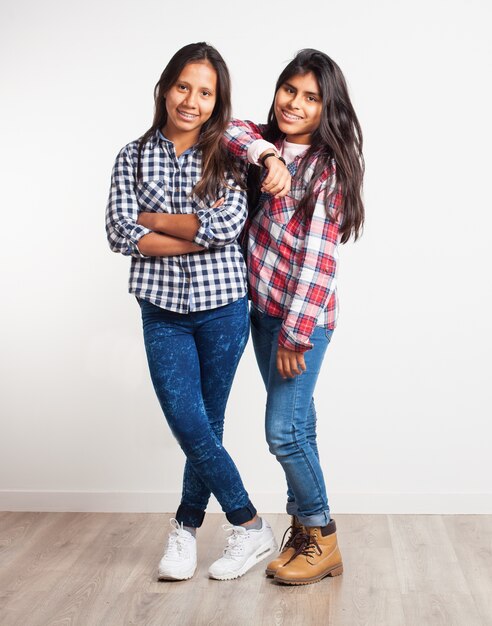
[284,81,321,97]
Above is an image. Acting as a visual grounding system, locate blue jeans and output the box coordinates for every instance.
[139,296,256,528]
[250,305,333,527]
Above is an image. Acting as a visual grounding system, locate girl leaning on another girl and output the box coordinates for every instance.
[106,43,364,586]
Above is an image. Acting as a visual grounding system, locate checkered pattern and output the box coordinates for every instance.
[225,119,342,352]
[106,131,248,312]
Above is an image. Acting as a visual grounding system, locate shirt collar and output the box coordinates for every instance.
[154,129,198,157]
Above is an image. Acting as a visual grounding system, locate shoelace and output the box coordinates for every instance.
[221,524,248,558]
[164,518,191,560]
[285,531,322,565]
[279,523,302,552]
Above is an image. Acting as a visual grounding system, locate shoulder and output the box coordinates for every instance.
[115,132,159,163]
[114,139,139,166]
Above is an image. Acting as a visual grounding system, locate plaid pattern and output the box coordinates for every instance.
[106,131,248,313]
[225,119,342,352]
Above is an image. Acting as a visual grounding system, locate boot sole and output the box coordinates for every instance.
[274,564,343,585]
[209,539,278,581]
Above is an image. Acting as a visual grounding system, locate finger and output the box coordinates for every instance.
[262,171,281,191]
[275,176,292,198]
[298,354,307,372]
[262,161,285,186]
[274,187,289,199]
[280,352,293,379]
[270,173,291,198]
[284,354,296,379]
[211,198,225,208]
[263,175,287,196]
[276,353,286,379]
[291,354,303,376]
[262,166,277,187]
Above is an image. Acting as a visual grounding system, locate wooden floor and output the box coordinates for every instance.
[0,513,491,626]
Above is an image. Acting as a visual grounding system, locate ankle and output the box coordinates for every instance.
[241,515,262,530]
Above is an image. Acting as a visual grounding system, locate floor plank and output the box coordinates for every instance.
[443,514,492,626]
[0,512,490,626]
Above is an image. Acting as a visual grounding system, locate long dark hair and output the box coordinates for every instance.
[137,42,241,198]
[250,49,364,243]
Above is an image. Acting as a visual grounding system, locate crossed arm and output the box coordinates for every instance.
[106,145,245,258]
[136,213,203,256]
[136,199,226,256]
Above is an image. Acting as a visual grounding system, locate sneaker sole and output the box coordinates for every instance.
[274,563,343,585]
[157,564,197,581]
[209,538,278,581]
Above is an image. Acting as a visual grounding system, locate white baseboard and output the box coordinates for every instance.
[1,491,491,514]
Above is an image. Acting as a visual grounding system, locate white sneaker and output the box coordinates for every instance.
[157,518,197,581]
[208,519,277,580]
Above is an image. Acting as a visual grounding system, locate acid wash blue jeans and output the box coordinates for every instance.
[250,305,333,527]
[139,295,256,528]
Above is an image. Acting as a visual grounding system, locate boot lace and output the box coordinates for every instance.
[279,522,302,552]
[285,530,322,565]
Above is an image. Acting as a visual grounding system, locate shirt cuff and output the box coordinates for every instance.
[129,224,152,258]
[247,140,278,165]
[193,208,215,249]
[278,324,313,353]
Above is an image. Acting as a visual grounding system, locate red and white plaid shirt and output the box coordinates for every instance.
[224,119,342,352]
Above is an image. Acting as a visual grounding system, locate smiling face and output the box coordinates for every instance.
[274,71,323,144]
[163,61,217,143]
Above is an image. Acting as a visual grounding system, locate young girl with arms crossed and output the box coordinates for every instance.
[225,49,364,585]
[106,43,276,582]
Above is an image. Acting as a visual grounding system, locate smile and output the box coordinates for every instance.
[177,109,199,120]
[281,109,303,122]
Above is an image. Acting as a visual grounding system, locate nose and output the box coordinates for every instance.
[288,92,302,110]
[183,90,198,108]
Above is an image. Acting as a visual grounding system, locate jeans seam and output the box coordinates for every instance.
[288,376,328,519]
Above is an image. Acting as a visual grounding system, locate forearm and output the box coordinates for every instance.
[224,119,266,161]
[137,232,204,257]
[138,213,199,241]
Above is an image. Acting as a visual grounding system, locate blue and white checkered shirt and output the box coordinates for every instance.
[106,131,248,313]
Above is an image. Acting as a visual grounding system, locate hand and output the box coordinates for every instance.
[276,346,306,379]
[137,212,157,229]
[260,153,291,198]
[211,198,225,208]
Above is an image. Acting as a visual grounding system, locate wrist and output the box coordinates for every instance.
[259,151,287,168]
[259,151,278,167]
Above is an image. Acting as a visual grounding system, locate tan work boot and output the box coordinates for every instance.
[274,519,343,585]
[265,516,303,577]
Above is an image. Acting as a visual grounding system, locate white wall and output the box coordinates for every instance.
[1,0,491,514]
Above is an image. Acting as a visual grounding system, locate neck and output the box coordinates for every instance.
[162,125,200,157]
[285,134,312,145]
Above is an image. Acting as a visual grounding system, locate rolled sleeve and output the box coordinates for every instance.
[193,179,248,249]
[223,119,268,161]
[105,146,152,258]
[247,139,277,165]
